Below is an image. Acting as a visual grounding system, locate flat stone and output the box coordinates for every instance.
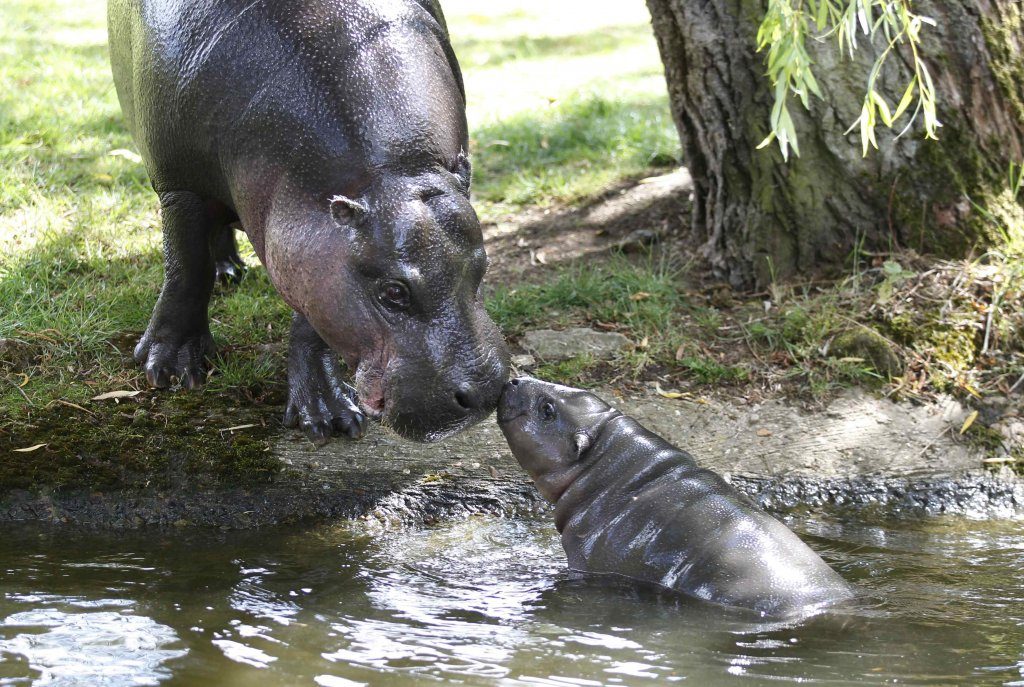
[521,328,631,362]
[510,354,536,369]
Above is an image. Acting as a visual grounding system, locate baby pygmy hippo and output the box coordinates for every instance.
[497,377,853,617]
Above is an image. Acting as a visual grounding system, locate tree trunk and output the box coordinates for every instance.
[645,0,1024,287]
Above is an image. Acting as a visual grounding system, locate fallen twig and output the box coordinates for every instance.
[917,426,951,458]
[1009,370,1024,395]
[7,379,33,406]
[220,423,258,434]
[51,399,97,416]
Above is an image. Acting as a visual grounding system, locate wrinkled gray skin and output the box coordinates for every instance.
[498,378,855,617]
[107,0,510,443]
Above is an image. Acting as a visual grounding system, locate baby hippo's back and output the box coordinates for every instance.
[555,417,853,617]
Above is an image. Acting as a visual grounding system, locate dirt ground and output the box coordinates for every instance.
[482,167,694,283]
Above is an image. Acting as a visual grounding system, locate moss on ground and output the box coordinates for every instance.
[828,328,903,379]
[0,391,283,492]
[494,245,1022,414]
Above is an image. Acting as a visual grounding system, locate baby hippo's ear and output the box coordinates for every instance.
[573,431,591,458]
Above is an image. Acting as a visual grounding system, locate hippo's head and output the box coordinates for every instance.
[263,159,510,442]
[497,377,619,501]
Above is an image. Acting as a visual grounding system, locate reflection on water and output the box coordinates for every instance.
[0,607,184,686]
[0,512,1022,686]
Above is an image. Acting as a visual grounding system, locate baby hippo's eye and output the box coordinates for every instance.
[540,401,557,422]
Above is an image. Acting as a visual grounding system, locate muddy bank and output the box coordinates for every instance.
[1,387,1020,528]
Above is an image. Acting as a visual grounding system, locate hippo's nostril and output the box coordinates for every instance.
[454,383,477,410]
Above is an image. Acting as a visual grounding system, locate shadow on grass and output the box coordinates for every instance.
[0,225,292,415]
[453,23,653,69]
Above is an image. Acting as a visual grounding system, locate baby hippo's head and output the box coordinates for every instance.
[497,377,618,502]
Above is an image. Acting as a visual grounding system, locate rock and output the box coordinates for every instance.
[614,228,660,253]
[521,328,631,362]
[510,354,536,369]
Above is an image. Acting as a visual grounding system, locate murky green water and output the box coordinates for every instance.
[1,511,1022,686]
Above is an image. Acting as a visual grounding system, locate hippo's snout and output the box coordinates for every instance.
[454,381,483,412]
[382,342,510,442]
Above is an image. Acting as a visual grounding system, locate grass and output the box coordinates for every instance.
[488,254,753,388]
[472,92,679,212]
[445,0,677,220]
[489,245,1022,424]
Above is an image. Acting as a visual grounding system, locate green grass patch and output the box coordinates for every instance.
[487,253,685,340]
[472,91,679,212]
[675,356,750,385]
[446,0,677,220]
[532,354,601,388]
[488,254,755,386]
[453,24,652,70]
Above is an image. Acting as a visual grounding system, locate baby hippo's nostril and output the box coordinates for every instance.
[454,383,478,410]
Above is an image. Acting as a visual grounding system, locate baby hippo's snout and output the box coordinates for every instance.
[497,377,527,422]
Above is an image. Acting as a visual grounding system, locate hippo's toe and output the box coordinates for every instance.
[284,378,367,446]
[134,330,214,390]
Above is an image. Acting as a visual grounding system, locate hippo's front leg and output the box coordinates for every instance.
[135,191,216,389]
[284,312,368,445]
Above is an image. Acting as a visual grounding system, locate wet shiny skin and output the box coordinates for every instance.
[498,378,854,617]
[108,0,509,442]
[1,515,1022,685]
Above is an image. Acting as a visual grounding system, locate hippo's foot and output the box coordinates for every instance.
[214,254,247,285]
[284,369,368,445]
[285,311,368,445]
[134,328,215,390]
[285,311,369,445]
[209,223,247,285]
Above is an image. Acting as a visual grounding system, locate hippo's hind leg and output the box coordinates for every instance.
[284,312,368,445]
[209,223,248,285]
[135,190,217,389]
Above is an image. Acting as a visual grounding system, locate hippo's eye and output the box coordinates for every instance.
[378,280,411,310]
[540,401,556,422]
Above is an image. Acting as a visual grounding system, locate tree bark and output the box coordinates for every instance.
[645,0,1024,287]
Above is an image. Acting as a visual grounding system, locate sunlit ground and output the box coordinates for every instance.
[448,0,676,215]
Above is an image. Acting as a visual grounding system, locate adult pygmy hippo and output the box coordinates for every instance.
[107,0,509,443]
[498,378,854,617]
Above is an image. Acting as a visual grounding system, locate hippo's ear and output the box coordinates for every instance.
[451,151,471,193]
[329,195,367,226]
[572,431,591,458]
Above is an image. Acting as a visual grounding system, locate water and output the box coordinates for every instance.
[1,511,1022,686]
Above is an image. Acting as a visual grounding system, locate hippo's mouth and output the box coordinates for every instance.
[495,403,525,425]
[354,356,389,420]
